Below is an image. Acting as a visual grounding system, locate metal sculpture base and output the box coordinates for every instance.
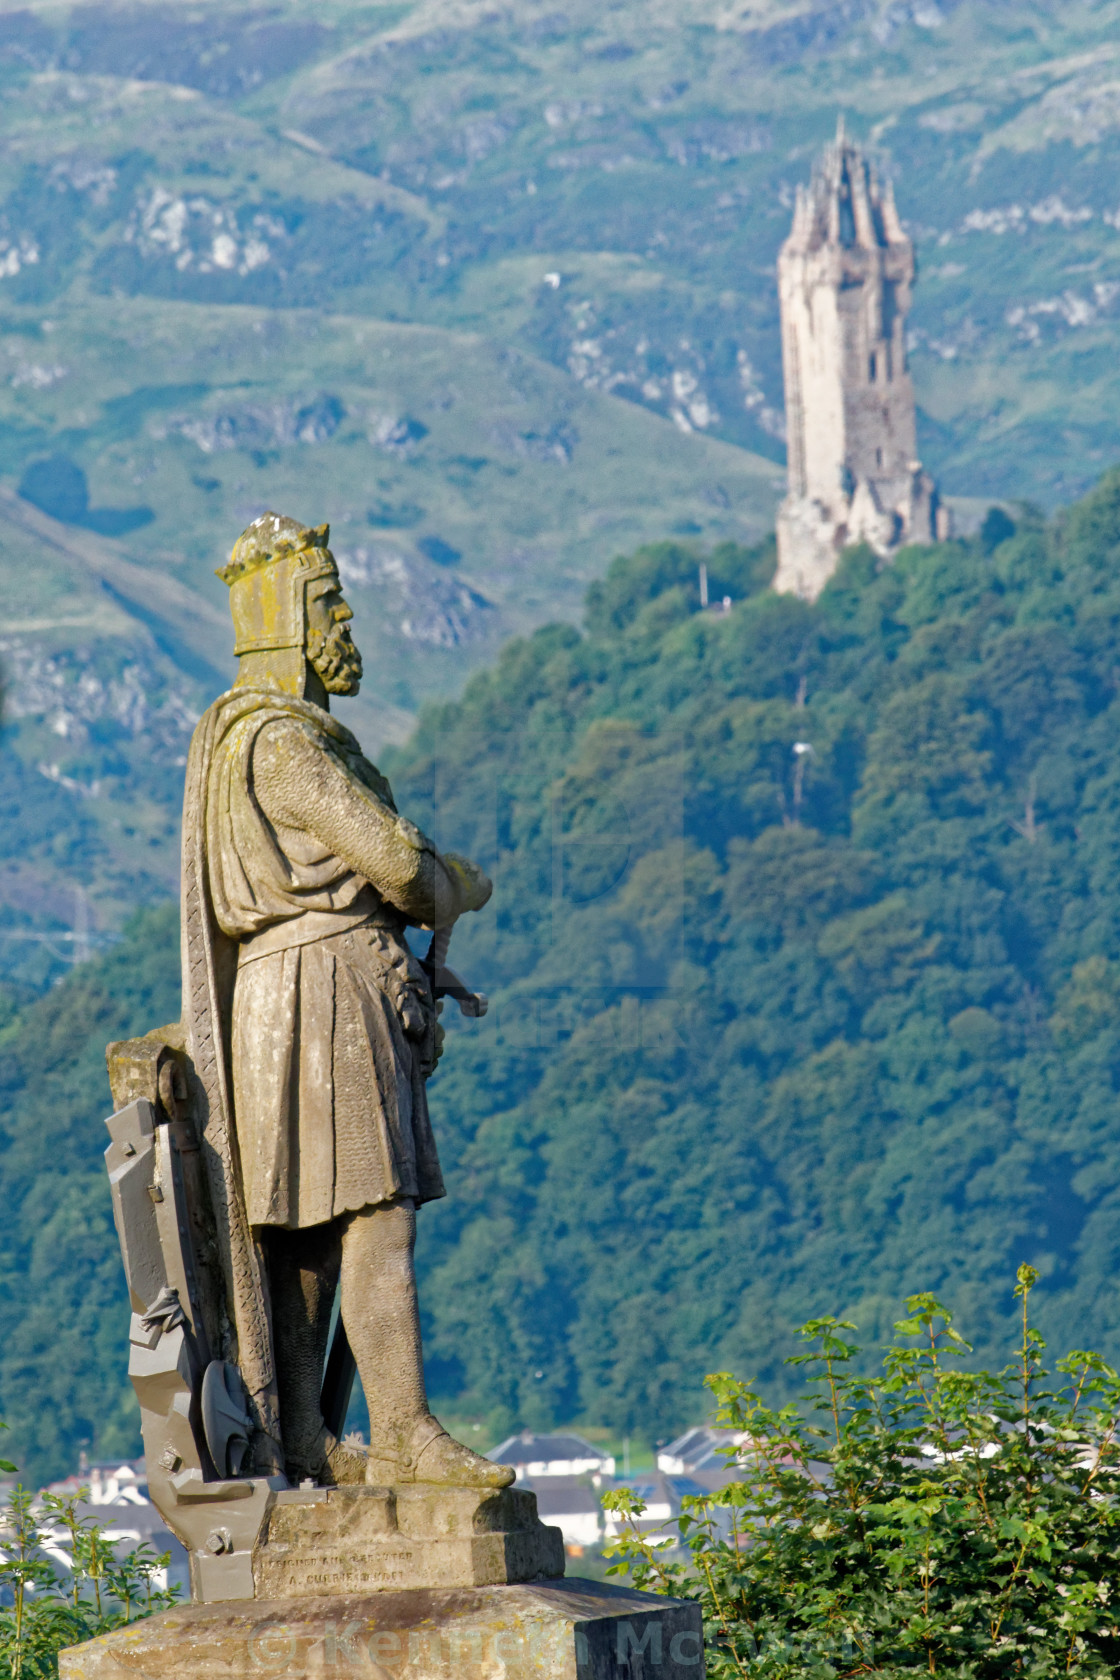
[58,1579,704,1679]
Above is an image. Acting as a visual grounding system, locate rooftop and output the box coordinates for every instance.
[657,1425,749,1476]
[489,1431,615,1473]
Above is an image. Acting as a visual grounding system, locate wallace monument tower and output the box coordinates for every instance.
[60,514,700,1678]
[773,122,948,600]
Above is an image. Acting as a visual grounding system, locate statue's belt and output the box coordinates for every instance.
[235,905,391,967]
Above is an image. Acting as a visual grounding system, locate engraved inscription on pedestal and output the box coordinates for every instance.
[253,1485,564,1600]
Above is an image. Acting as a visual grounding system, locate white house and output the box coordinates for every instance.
[519,1475,603,1551]
[657,1426,750,1484]
[600,1472,712,1546]
[488,1431,615,1480]
[39,1459,189,1595]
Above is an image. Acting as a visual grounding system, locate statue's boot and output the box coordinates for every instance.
[287,1425,369,1487]
[364,1413,515,1488]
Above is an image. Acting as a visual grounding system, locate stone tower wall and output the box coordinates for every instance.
[773,125,944,600]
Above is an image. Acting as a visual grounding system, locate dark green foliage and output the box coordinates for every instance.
[605,1270,1120,1676]
[14,474,1120,1476]
[376,473,1120,1439]
[0,907,180,1484]
[583,539,776,634]
[979,507,1016,556]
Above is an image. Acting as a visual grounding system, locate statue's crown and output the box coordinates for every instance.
[216,511,331,586]
[218,511,337,657]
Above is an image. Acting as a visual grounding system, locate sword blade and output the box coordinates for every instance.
[320,1315,358,1442]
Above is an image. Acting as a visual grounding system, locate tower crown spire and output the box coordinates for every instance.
[786,123,900,257]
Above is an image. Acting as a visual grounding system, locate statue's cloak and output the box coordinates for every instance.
[180,688,358,1461]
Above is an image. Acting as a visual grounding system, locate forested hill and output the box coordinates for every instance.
[7,484,1120,1480]
[387,488,1120,1437]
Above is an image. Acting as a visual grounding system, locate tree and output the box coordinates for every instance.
[0,1420,177,1680]
[605,1269,1120,1677]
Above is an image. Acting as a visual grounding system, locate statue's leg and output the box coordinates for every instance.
[340,1199,513,1488]
[264,1220,365,1485]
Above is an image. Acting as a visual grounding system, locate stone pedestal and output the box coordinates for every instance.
[59,1578,704,1679]
[173,1480,564,1603]
[250,1483,565,1601]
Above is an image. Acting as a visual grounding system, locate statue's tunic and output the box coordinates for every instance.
[203,695,447,1230]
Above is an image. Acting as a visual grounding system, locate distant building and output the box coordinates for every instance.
[488,1433,617,1552]
[40,1459,189,1596]
[488,1431,616,1480]
[600,1471,714,1546]
[775,119,948,600]
[517,1475,603,1550]
[657,1426,752,1492]
[50,1459,149,1507]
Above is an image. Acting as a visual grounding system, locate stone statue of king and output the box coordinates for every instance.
[180,510,511,1493]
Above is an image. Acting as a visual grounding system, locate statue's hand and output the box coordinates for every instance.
[444,852,493,914]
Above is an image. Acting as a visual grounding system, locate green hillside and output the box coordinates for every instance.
[9,0,1120,973]
[0,307,776,985]
[6,478,1120,1482]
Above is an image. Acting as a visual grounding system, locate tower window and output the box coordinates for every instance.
[868,353,876,382]
[875,447,883,467]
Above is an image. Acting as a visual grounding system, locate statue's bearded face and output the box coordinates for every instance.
[305,572,363,696]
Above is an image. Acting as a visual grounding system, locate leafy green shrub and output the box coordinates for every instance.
[0,1429,177,1679]
[605,1268,1120,1676]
